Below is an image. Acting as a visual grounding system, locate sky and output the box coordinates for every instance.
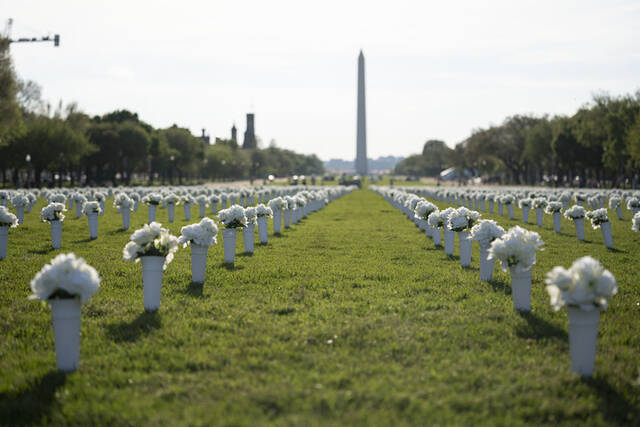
[3,0,639,160]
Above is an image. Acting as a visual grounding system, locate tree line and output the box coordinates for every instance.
[394,91,640,187]
[0,37,323,188]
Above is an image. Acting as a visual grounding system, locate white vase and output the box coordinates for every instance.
[49,297,81,372]
[600,221,613,248]
[574,218,585,241]
[458,231,471,267]
[243,224,255,253]
[50,220,62,249]
[99,200,105,215]
[498,203,503,216]
[425,223,432,238]
[87,213,98,239]
[553,212,561,233]
[535,208,543,227]
[141,256,164,311]
[444,228,454,255]
[75,203,82,219]
[433,228,442,246]
[522,206,530,223]
[26,203,33,213]
[488,201,494,213]
[273,210,282,234]
[16,205,24,224]
[199,204,206,218]
[223,228,237,264]
[479,247,494,281]
[190,244,208,283]
[121,209,130,230]
[133,201,139,212]
[257,216,268,243]
[167,204,175,222]
[567,307,600,377]
[508,204,515,220]
[616,206,622,220]
[148,204,157,223]
[221,199,228,209]
[510,268,532,312]
[283,210,291,229]
[0,226,8,259]
[183,203,191,221]
[211,204,218,215]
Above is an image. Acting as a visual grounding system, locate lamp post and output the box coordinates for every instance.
[25,154,32,188]
[170,155,175,185]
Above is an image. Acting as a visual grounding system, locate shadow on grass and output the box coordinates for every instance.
[219,262,245,271]
[72,237,93,244]
[584,377,640,424]
[257,242,268,247]
[487,279,511,294]
[606,247,625,253]
[0,370,67,426]
[28,246,55,255]
[272,232,288,239]
[516,311,568,341]
[106,311,161,343]
[107,228,128,235]
[237,252,254,258]
[181,281,205,298]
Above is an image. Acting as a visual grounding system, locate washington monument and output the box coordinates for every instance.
[355,50,367,175]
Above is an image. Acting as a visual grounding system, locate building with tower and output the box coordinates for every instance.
[242,113,256,149]
[231,124,237,142]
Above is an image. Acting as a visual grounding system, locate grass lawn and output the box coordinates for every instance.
[0,189,638,425]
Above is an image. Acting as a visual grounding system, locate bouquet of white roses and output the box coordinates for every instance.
[563,205,586,220]
[217,205,247,228]
[256,204,273,218]
[209,194,220,204]
[72,193,87,204]
[48,193,66,204]
[471,219,505,248]
[0,206,18,227]
[11,194,29,208]
[533,197,547,209]
[585,208,609,229]
[123,222,179,269]
[500,195,515,205]
[113,193,134,212]
[142,193,163,206]
[447,207,481,232]
[414,200,437,220]
[427,210,443,228]
[626,197,639,211]
[488,226,544,272]
[244,207,257,224]
[284,196,296,210]
[608,196,621,209]
[268,197,287,211]
[545,201,563,214]
[518,198,532,208]
[82,201,102,216]
[29,253,101,303]
[41,203,67,222]
[545,256,617,311]
[178,217,218,247]
[181,194,196,205]
[162,193,180,206]
[195,195,209,206]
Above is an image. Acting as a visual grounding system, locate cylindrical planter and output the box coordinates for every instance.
[167,204,175,223]
[221,199,228,209]
[16,206,25,224]
[199,204,206,218]
[50,220,62,249]
[535,208,543,227]
[257,216,268,243]
[479,247,494,281]
[133,201,139,212]
[509,268,532,312]
[223,228,237,264]
[574,218,585,241]
[121,210,131,230]
[283,210,291,229]
[458,231,471,267]
[190,244,208,283]
[243,224,255,253]
[600,221,613,249]
[553,212,561,233]
[49,298,82,372]
[488,201,494,213]
[498,203,503,216]
[87,213,98,239]
[75,204,82,219]
[273,210,282,234]
[425,223,433,239]
[507,204,515,220]
[567,307,600,377]
[432,228,442,246]
[183,203,191,221]
[522,206,530,223]
[616,206,622,220]
[211,204,218,215]
[444,229,455,255]
[148,204,157,223]
[0,226,8,259]
[26,203,33,213]
[99,200,105,215]
[141,256,165,311]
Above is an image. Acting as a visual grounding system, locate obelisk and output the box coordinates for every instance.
[355,50,367,175]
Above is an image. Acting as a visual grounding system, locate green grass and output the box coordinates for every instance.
[0,190,638,426]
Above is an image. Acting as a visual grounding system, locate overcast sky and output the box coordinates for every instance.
[3,0,639,160]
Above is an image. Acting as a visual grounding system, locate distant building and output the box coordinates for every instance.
[242,113,256,149]
[231,124,237,142]
[200,128,210,144]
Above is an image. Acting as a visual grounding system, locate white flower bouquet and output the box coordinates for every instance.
[518,198,532,208]
[488,226,544,272]
[162,193,180,206]
[72,193,87,204]
[500,195,515,205]
[217,205,247,228]
[447,207,480,232]
[244,207,257,224]
[181,194,196,205]
[626,197,639,211]
[41,203,67,222]
[93,192,106,202]
[284,196,296,210]
[256,204,273,218]
[195,195,209,206]
[11,194,29,208]
[0,206,18,227]
[122,222,179,269]
[545,201,563,214]
[563,205,586,220]
[414,200,437,220]
[533,198,547,209]
[427,210,444,228]
[82,201,102,216]
[178,217,218,247]
[142,193,163,205]
[471,219,505,248]
[209,194,220,204]
[268,197,287,211]
[29,253,101,302]
[113,193,134,212]
[585,208,609,229]
[48,193,66,204]
[545,256,617,312]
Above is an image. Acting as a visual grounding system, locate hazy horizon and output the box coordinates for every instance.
[3,0,639,161]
